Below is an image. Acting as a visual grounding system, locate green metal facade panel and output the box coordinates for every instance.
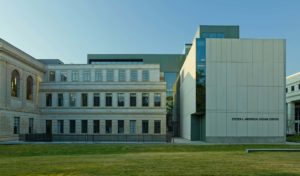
[195,25,240,39]
[87,54,185,72]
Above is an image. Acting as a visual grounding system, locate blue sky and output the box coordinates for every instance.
[0,0,299,75]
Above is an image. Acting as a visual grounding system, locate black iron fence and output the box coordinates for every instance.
[19,133,172,143]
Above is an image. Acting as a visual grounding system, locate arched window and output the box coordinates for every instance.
[11,70,20,97]
[26,76,33,100]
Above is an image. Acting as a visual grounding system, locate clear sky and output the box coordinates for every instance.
[0,0,299,75]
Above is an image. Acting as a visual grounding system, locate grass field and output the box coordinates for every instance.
[0,144,300,176]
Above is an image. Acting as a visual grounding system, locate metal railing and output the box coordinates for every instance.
[19,133,172,143]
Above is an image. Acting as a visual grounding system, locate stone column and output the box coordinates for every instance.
[287,102,295,134]
[0,58,7,107]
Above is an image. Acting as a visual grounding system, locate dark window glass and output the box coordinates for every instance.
[81,93,88,107]
[69,93,76,106]
[154,93,161,107]
[26,76,33,100]
[13,117,20,134]
[118,93,124,107]
[118,120,124,134]
[298,84,300,90]
[46,93,52,107]
[142,93,149,107]
[106,120,112,134]
[93,120,100,133]
[94,93,100,107]
[154,120,161,134]
[81,120,88,133]
[60,72,67,82]
[142,120,149,134]
[11,70,20,97]
[295,123,299,133]
[58,93,64,107]
[292,86,295,91]
[57,120,64,133]
[29,118,34,134]
[69,120,76,133]
[286,88,288,93]
[49,71,55,82]
[106,93,112,106]
[130,93,136,107]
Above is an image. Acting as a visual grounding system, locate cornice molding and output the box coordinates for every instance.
[0,39,46,73]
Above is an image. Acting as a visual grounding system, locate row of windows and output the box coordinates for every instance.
[49,69,150,82]
[46,93,162,107]
[286,84,300,93]
[56,120,161,134]
[13,117,34,134]
[11,70,34,101]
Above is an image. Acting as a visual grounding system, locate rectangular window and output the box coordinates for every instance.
[81,93,88,107]
[58,93,64,107]
[95,70,102,81]
[292,86,295,91]
[130,93,136,107]
[142,120,149,134]
[118,93,124,107]
[46,93,52,107]
[118,70,126,81]
[29,118,34,134]
[286,88,288,93]
[69,120,76,133]
[130,120,136,134]
[93,93,100,107]
[105,120,112,134]
[57,120,64,134]
[49,71,55,82]
[83,71,90,81]
[107,69,114,81]
[154,93,161,107]
[69,93,76,107]
[130,70,138,81]
[154,120,161,134]
[106,93,112,107]
[60,72,67,82]
[93,120,100,133]
[72,71,79,81]
[13,117,20,134]
[142,93,149,107]
[142,70,149,81]
[118,120,124,134]
[81,120,88,133]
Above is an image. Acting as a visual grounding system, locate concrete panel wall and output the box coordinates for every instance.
[206,39,285,143]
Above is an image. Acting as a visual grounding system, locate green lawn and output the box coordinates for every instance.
[0,144,300,176]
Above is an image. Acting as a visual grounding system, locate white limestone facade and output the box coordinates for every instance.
[39,64,167,136]
[286,73,300,134]
[0,39,45,141]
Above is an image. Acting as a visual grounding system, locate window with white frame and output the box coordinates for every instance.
[83,71,90,81]
[95,70,102,81]
[142,70,149,81]
[107,69,114,81]
[118,69,126,81]
[72,71,79,81]
[130,70,138,81]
